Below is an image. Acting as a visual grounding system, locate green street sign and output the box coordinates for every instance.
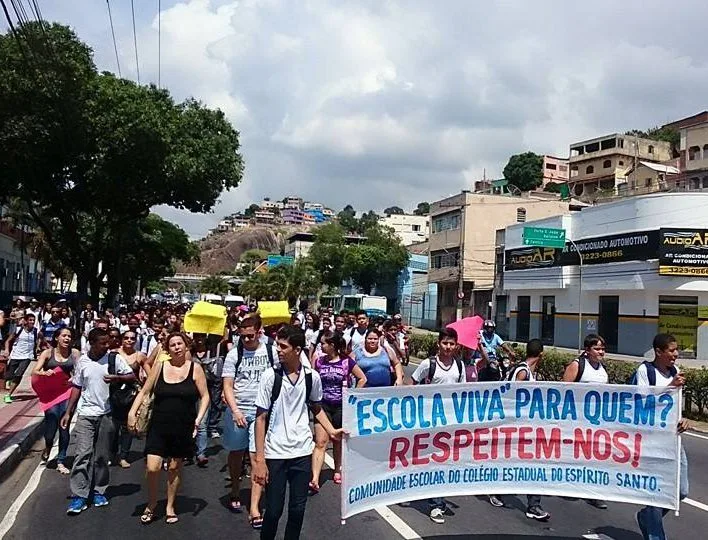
[523,227,566,248]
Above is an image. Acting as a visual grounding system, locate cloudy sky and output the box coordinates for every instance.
[32,0,708,237]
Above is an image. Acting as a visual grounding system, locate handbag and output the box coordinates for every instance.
[108,352,139,420]
[133,361,161,438]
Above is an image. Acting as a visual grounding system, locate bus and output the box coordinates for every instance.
[318,294,388,314]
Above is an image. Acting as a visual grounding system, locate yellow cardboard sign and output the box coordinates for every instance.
[258,301,291,327]
[183,301,227,335]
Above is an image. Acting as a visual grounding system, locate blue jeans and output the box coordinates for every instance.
[44,400,70,464]
[195,381,224,458]
[637,445,689,540]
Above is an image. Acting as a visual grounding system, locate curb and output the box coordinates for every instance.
[0,409,44,482]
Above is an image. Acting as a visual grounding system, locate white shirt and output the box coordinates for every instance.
[349,327,367,351]
[578,358,608,384]
[71,352,133,416]
[412,357,464,385]
[635,362,674,388]
[9,327,38,359]
[255,366,323,459]
[222,342,279,416]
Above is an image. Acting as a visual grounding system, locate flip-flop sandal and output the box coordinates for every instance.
[228,497,242,513]
[249,515,263,529]
[140,508,156,525]
[165,515,179,524]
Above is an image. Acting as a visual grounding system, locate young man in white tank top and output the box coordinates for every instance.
[562,334,609,510]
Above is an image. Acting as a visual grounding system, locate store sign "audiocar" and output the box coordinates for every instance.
[659,228,708,277]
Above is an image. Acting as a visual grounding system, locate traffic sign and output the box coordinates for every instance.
[523,227,566,248]
[267,255,295,267]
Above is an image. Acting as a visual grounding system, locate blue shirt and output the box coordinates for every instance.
[478,333,504,358]
[355,347,391,388]
[41,319,66,342]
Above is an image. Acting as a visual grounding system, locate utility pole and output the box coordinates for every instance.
[567,238,584,351]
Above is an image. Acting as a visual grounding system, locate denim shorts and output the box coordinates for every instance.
[222,407,256,453]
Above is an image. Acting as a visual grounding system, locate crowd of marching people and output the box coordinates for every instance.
[0,296,691,540]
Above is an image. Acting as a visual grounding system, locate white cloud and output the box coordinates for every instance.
[35,0,708,236]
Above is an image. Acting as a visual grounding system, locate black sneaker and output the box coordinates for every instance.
[489,495,504,508]
[525,506,550,521]
[588,499,608,509]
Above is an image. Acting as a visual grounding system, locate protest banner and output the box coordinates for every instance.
[341,382,681,519]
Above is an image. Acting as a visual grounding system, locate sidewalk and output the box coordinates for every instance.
[0,361,44,479]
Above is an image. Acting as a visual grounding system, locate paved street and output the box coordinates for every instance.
[2,365,708,540]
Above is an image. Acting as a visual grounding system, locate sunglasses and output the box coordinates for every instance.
[123,336,137,341]
[241,333,258,340]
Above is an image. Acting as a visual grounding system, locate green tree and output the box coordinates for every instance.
[357,210,379,235]
[200,274,230,295]
[502,152,544,192]
[0,22,243,303]
[384,206,404,216]
[244,204,260,217]
[345,224,409,293]
[308,223,348,287]
[626,127,680,150]
[240,258,320,301]
[413,202,430,216]
[117,214,199,300]
[543,182,563,193]
[337,205,358,233]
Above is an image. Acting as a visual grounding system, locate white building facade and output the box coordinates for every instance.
[501,193,708,360]
[381,214,429,246]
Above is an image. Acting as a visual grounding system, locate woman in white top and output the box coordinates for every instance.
[562,334,608,385]
[562,334,609,511]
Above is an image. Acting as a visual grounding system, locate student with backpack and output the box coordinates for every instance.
[410,327,466,524]
[346,310,370,352]
[222,314,278,526]
[252,325,343,540]
[488,339,550,521]
[561,334,610,510]
[632,334,690,540]
[310,330,367,494]
[3,313,43,403]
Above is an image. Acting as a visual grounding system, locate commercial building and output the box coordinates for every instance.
[429,190,575,326]
[567,133,672,200]
[397,252,437,329]
[380,214,429,246]
[501,192,708,359]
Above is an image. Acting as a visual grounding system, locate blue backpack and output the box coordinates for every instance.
[627,361,677,386]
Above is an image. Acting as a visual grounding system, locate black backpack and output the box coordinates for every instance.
[266,367,314,427]
[108,352,139,420]
[506,361,531,382]
[627,361,677,386]
[423,356,464,384]
[233,337,275,373]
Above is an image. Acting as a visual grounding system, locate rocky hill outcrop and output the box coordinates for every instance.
[178,225,308,275]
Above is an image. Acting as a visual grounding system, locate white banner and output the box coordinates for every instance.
[341,382,681,519]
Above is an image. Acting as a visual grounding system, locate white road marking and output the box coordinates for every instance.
[0,419,75,539]
[323,453,423,540]
[582,534,616,540]
[685,431,708,441]
[684,497,708,512]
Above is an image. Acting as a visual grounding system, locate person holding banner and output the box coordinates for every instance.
[355,328,404,388]
[252,325,343,540]
[310,330,367,494]
[563,334,610,510]
[410,327,465,524]
[634,334,690,540]
[488,339,551,521]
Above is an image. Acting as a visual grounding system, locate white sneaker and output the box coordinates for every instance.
[429,507,445,524]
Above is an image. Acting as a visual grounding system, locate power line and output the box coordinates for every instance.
[105,0,121,77]
[157,0,161,87]
[130,0,140,84]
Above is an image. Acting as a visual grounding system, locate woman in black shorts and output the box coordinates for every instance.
[128,332,209,524]
[310,331,367,492]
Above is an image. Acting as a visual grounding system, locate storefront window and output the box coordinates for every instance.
[658,296,697,359]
